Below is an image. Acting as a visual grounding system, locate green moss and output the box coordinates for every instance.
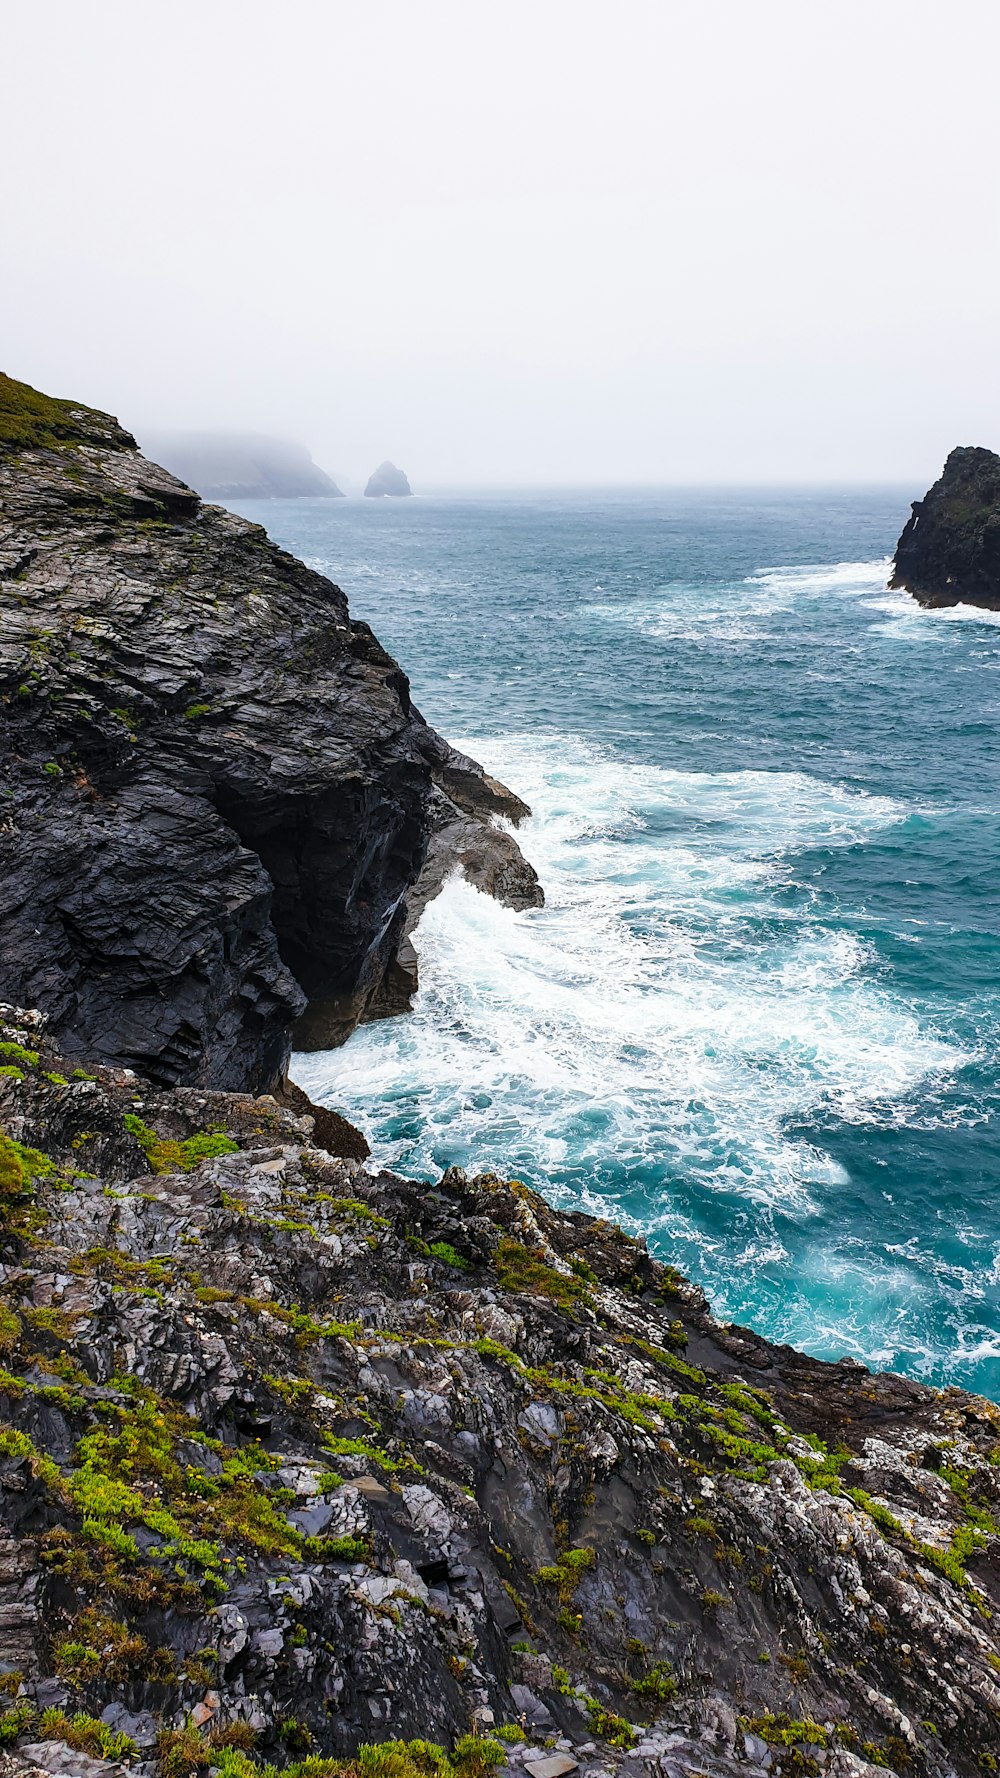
[704,1423,781,1474]
[0,1068,23,1082]
[80,1517,140,1559]
[495,1237,591,1307]
[846,1487,989,1603]
[535,1545,595,1602]
[23,1305,77,1340]
[630,1661,677,1703]
[328,1196,390,1227]
[123,1113,238,1174]
[429,1240,468,1270]
[739,1714,828,1749]
[304,1533,372,1563]
[0,1042,38,1069]
[242,1297,361,1344]
[53,1609,173,1687]
[158,1735,510,1778]
[586,1702,636,1748]
[264,1372,315,1409]
[320,1433,410,1473]
[183,703,212,720]
[0,1703,34,1746]
[0,373,110,456]
[0,1135,24,1200]
[0,1427,64,1493]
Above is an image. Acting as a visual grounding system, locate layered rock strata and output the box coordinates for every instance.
[0,374,541,1091]
[0,1008,995,1778]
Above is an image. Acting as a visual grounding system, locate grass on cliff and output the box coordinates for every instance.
[123,1113,238,1174]
[152,1731,509,1778]
[0,372,108,455]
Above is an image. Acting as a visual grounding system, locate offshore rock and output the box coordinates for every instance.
[364,462,412,498]
[0,374,541,1091]
[890,445,1000,609]
[0,1007,996,1777]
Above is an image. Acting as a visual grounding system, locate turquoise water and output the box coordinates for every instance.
[233,489,1000,1399]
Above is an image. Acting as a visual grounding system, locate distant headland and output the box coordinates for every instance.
[139,429,344,500]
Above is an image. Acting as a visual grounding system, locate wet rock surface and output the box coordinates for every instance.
[891,445,1000,609]
[0,1007,995,1777]
[0,375,540,1091]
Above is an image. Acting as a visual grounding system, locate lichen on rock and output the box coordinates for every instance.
[0,1007,995,1777]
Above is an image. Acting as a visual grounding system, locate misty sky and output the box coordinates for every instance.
[5,0,1000,486]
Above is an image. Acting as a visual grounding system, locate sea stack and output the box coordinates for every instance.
[364,459,412,497]
[890,445,1000,610]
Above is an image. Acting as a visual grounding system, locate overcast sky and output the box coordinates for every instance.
[4,0,999,486]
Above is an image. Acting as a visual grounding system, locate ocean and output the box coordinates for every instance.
[230,487,1000,1400]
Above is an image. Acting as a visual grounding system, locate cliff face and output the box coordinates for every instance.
[0,1007,996,1778]
[890,446,1000,609]
[0,374,540,1092]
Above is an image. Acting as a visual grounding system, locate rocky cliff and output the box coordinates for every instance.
[890,446,1000,609]
[364,464,411,499]
[138,435,345,502]
[0,374,541,1092]
[0,1007,995,1778]
[3,375,1000,1778]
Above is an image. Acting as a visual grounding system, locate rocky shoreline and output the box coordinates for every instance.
[1,377,999,1777]
[0,1008,995,1778]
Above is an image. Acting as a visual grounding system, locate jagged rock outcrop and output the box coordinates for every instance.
[0,1006,996,1778]
[364,463,411,498]
[890,445,1000,609]
[0,374,541,1092]
[138,433,345,501]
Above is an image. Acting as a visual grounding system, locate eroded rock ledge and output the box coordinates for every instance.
[0,1008,996,1778]
[0,374,541,1091]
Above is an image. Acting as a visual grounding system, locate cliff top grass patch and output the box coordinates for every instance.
[0,373,119,456]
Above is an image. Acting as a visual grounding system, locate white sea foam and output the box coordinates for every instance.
[864,585,1000,634]
[585,558,894,646]
[294,733,963,1238]
[748,558,892,597]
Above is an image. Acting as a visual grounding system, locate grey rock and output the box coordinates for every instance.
[363,460,411,497]
[0,374,540,1089]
